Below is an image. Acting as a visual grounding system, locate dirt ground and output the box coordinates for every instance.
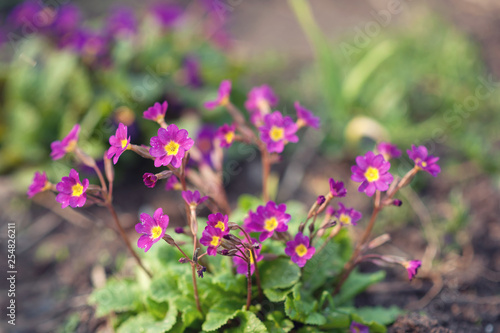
[1,0,500,332]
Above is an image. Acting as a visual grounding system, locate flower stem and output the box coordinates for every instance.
[191,262,203,314]
[105,203,152,278]
[236,225,263,298]
[260,147,270,202]
[246,252,252,310]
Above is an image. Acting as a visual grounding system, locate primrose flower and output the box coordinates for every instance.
[55,169,89,209]
[329,178,347,198]
[106,7,137,38]
[143,101,168,123]
[182,190,208,208]
[403,260,421,281]
[233,238,264,276]
[50,124,80,160]
[135,208,169,252]
[196,125,216,165]
[200,226,223,256]
[377,142,401,161]
[333,202,362,226]
[407,145,441,177]
[204,80,231,109]
[244,85,278,125]
[27,171,51,198]
[351,151,393,197]
[52,5,81,35]
[207,213,229,236]
[148,3,183,28]
[259,111,298,153]
[149,124,194,168]
[184,55,203,88]
[106,123,130,164]
[285,232,316,268]
[142,173,158,188]
[165,175,180,191]
[246,201,291,242]
[216,124,236,148]
[350,321,369,333]
[295,102,320,129]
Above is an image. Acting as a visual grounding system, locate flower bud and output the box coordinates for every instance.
[143,173,158,188]
[392,199,402,207]
[317,195,326,206]
[174,227,184,234]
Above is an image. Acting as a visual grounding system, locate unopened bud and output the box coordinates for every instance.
[162,234,176,246]
[317,195,326,206]
[143,173,158,188]
[179,257,189,264]
[174,227,184,234]
[392,199,402,207]
[104,155,114,184]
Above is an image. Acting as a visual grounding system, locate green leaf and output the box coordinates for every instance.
[117,301,177,333]
[212,271,246,295]
[260,258,301,290]
[302,241,341,292]
[264,311,294,333]
[144,297,169,320]
[224,311,268,333]
[354,306,403,326]
[174,297,203,328]
[149,273,179,303]
[202,299,245,331]
[333,270,386,306]
[285,285,326,326]
[263,286,293,302]
[88,279,140,317]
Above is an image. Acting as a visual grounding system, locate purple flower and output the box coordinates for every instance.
[55,169,89,209]
[407,145,441,177]
[165,175,180,191]
[317,195,326,206]
[350,321,369,333]
[195,125,216,165]
[216,124,236,148]
[333,203,362,226]
[66,29,109,58]
[50,124,80,160]
[106,7,137,38]
[135,208,169,252]
[295,102,320,129]
[377,142,401,161]
[52,5,81,35]
[259,111,298,153]
[245,201,291,242]
[9,1,47,29]
[143,101,168,123]
[200,226,223,256]
[183,55,203,88]
[285,232,315,268]
[351,151,393,197]
[207,213,229,235]
[149,124,194,168]
[148,3,183,28]
[403,260,421,281]
[326,206,335,216]
[232,238,264,276]
[143,173,158,188]
[204,80,231,109]
[244,85,278,125]
[27,171,50,198]
[329,178,347,198]
[182,190,208,208]
[106,123,130,164]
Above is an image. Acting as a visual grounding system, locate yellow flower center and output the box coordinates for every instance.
[71,183,83,197]
[364,166,380,182]
[164,140,180,156]
[421,161,427,167]
[210,236,220,247]
[65,139,77,152]
[295,244,308,257]
[224,131,235,144]
[42,181,52,192]
[264,217,278,231]
[151,226,162,239]
[248,250,255,264]
[269,126,284,142]
[215,221,226,232]
[120,139,128,149]
[339,214,351,225]
[220,95,230,106]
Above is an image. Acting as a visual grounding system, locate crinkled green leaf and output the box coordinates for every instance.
[260,258,301,290]
[224,311,267,333]
[117,300,177,333]
[202,299,245,331]
[212,271,246,295]
[302,241,341,292]
[333,269,386,306]
[88,279,140,317]
[263,286,293,302]
[319,309,351,330]
[149,273,179,303]
[354,306,403,326]
[144,296,169,320]
[174,298,203,328]
[285,285,326,326]
[264,311,294,333]
[351,313,386,333]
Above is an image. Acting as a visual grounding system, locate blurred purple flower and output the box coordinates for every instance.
[106,6,137,38]
[207,212,229,235]
[106,123,130,164]
[403,260,421,281]
[377,142,401,161]
[215,123,235,148]
[143,101,168,123]
[55,169,89,209]
[50,124,80,160]
[183,55,203,88]
[295,101,320,129]
[232,238,263,276]
[182,190,208,208]
[27,171,50,198]
[351,151,393,197]
[149,3,183,28]
[259,111,298,153]
[244,85,278,125]
[333,202,362,226]
[204,80,231,109]
[407,145,441,177]
[149,124,194,168]
[200,226,222,256]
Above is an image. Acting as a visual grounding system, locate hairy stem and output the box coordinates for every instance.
[246,252,252,310]
[191,263,203,313]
